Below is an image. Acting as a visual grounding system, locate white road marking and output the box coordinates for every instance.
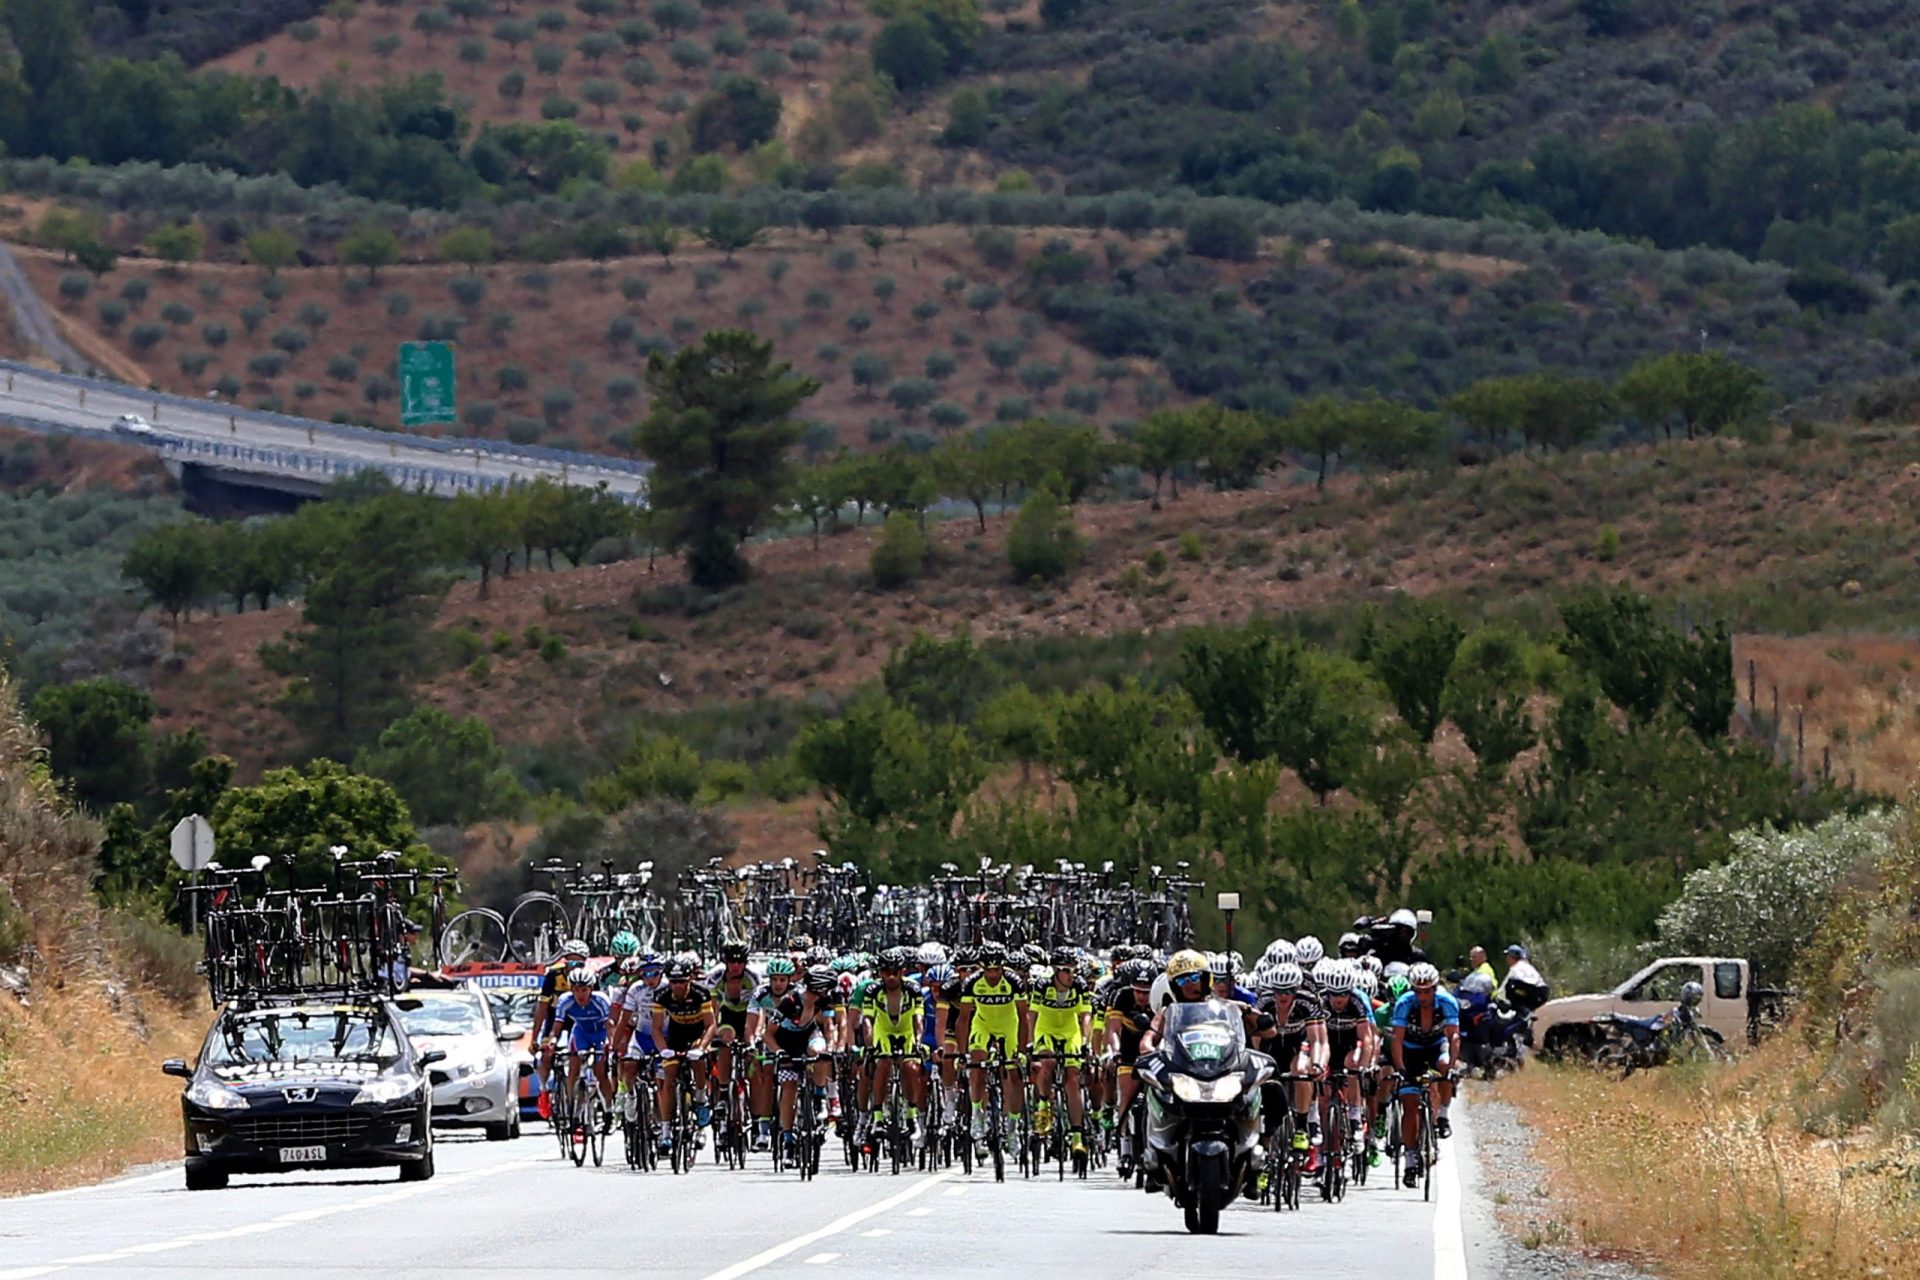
[2,1168,176,1203]
[943,1185,969,1197]
[696,1173,950,1280]
[1434,1108,1468,1280]
[858,1228,890,1238]
[0,1156,539,1277]
[906,1207,933,1217]
[803,1253,840,1265]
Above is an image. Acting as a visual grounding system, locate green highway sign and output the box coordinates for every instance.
[398,341,457,427]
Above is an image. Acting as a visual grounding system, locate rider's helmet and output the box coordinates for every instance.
[1119,959,1155,988]
[1111,943,1145,964]
[1337,931,1363,957]
[765,956,796,977]
[786,933,814,951]
[922,963,954,987]
[1295,936,1325,966]
[1408,962,1441,989]
[1207,952,1232,979]
[1383,961,1410,982]
[1019,943,1047,968]
[830,954,861,974]
[980,942,1009,968]
[1355,970,1379,998]
[917,941,947,967]
[1359,954,1384,976]
[952,946,981,969]
[1264,939,1296,965]
[1310,958,1340,987]
[636,949,664,972]
[559,938,591,959]
[1679,980,1704,1008]
[1320,963,1356,994]
[1076,957,1102,984]
[1165,948,1208,982]
[665,959,696,982]
[1050,946,1078,971]
[1267,962,1304,993]
[1388,908,1419,933]
[719,941,749,965]
[567,966,594,987]
[879,947,910,971]
[805,964,838,994]
[675,949,702,971]
[805,944,833,967]
[619,956,643,975]
[609,930,640,958]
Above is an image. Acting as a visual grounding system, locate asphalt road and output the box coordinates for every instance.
[0,363,648,499]
[0,1106,1502,1280]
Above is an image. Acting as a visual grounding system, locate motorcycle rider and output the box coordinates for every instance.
[1137,950,1215,1191]
[1369,909,1428,967]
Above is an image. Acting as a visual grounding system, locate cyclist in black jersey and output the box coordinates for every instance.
[650,959,718,1153]
[707,942,756,1132]
[1255,963,1327,1161]
[1102,959,1156,1175]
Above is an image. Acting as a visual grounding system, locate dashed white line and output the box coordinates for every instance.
[858,1228,891,1238]
[943,1185,969,1197]
[906,1207,933,1217]
[1434,1107,1469,1280]
[803,1253,840,1265]
[696,1173,950,1280]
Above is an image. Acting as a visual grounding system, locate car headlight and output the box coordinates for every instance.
[451,1056,497,1080]
[1168,1074,1243,1104]
[352,1075,423,1105]
[185,1080,250,1111]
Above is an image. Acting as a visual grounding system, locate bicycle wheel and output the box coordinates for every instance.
[570,1083,589,1167]
[672,1083,693,1175]
[988,1084,1005,1183]
[1420,1101,1435,1202]
[588,1093,607,1167]
[440,908,509,966]
[506,892,571,963]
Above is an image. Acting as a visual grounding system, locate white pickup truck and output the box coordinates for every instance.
[1531,956,1785,1058]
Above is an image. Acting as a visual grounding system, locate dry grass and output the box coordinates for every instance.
[1495,1041,1920,1279]
[1737,632,1920,798]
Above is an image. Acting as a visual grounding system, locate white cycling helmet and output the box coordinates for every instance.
[1310,957,1339,986]
[1355,970,1379,997]
[1359,954,1384,976]
[1383,961,1410,981]
[1321,964,1356,994]
[917,941,947,966]
[1266,962,1303,993]
[1388,908,1418,931]
[1408,962,1441,988]
[559,938,591,958]
[1264,939,1296,965]
[1295,936,1325,966]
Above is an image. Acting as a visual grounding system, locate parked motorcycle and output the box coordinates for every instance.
[1591,999,1726,1079]
[1458,978,1532,1079]
[1135,1000,1274,1234]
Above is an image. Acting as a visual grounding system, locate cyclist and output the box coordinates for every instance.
[1319,962,1380,1170]
[935,948,978,1136]
[1103,958,1157,1177]
[1209,952,1256,1006]
[550,967,615,1116]
[1390,961,1461,1188]
[957,942,1029,1157]
[1255,961,1327,1169]
[859,948,925,1150]
[650,958,718,1157]
[609,951,666,1124]
[530,937,592,1116]
[1026,946,1092,1157]
[762,963,842,1162]
[705,942,756,1142]
[745,957,798,1149]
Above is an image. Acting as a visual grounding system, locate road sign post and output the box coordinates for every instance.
[170,814,215,932]
[398,341,457,428]
[1217,891,1240,963]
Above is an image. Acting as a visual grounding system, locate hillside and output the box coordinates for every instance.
[144,424,1920,791]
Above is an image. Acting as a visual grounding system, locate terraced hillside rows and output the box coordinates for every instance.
[16,227,1171,453]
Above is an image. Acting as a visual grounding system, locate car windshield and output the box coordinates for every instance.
[396,998,489,1038]
[208,1008,398,1066]
[486,990,537,1032]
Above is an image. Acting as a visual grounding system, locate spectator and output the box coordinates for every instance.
[1467,945,1498,986]
[1502,944,1550,1010]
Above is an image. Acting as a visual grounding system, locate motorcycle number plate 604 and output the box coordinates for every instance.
[278,1145,327,1163]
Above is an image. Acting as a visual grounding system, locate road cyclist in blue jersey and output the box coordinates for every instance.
[1388,961,1460,1187]
[551,967,616,1116]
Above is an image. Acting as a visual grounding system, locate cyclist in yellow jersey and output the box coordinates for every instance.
[956,941,1028,1154]
[1025,947,1091,1155]
[858,948,925,1150]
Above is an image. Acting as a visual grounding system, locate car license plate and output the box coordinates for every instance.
[278,1145,326,1163]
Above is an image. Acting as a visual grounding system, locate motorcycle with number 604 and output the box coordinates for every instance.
[1135,1000,1274,1235]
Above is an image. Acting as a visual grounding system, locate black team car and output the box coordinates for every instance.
[164,998,445,1191]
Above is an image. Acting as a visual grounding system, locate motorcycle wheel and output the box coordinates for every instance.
[1595,1043,1636,1081]
[1189,1153,1226,1234]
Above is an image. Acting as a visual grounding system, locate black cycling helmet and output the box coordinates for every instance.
[1050,946,1078,970]
[952,946,981,967]
[980,942,1008,967]
[1119,959,1156,987]
[879,947,910,971]
[806,964,838,994]
[665,959,696,982]
[719,941,749,964]
[786,933,813,950]
[805,944,833,966]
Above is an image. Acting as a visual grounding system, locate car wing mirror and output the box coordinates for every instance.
[417,1049,448,1069]
[162,1058,193,1078]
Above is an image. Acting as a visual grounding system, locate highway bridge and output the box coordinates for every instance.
[0,360,649,504]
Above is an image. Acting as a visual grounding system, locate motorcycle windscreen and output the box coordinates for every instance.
[1162,1000,1247,1080]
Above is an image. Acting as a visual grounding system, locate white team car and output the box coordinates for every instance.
[113,412,154,436]
[392,990,521,1141]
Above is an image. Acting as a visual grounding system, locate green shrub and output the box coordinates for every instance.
[1593,524,1622,561]
[1006,487,1083,582]
[870,510,928,588]
[107,908,202,1005]
[1177,530,1205,562]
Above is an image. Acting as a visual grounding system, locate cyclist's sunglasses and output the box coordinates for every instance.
[1172,972,1206,987]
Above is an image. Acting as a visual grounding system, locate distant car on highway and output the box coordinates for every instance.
[112,412,153,436]
[164,999,442,1190]
[392,989,522,1141]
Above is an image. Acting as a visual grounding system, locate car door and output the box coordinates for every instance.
[1618,961,1704,1015]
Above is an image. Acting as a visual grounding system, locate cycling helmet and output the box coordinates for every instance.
[636,949,664,971]
[666,959,696,981]
[952,946,981,968]
[1119,959,1156,987]
[1311,958,1339,986]
[831,954,861,974]
[1295,936,1324,966]
[1408,962,1441,988]
[719,941,749,964]
[1165,949,1208,981]
[805,964,837,994]
[1388,908,1418,931]
[1359,954,1384,976]
[917,941,947,966]
[1207,952,1232,979]
[1321,964,1356,994]
[980,942,1009,967]
[1387,976,1410,1001]
[1337,932,1362,957]
[879,947,910,971]
[559,938,591,958]
[619,956,643,975]
[1383,961,1409,981]
[1076,957,1101,984]
[1355,971,1379,998]
[1268,962,1304,992]
[787,933,814,951]
[567,966,594,986]
[922,963,954,986]
[1264,939,1296,965]
[610,930,640,958]
[1021,943,1048,967]
[765,956,796,977]
[1050,946,1078,970]
[1680,980,1704,1008]
[1111,943,1146,964]
[805,945,833,966]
